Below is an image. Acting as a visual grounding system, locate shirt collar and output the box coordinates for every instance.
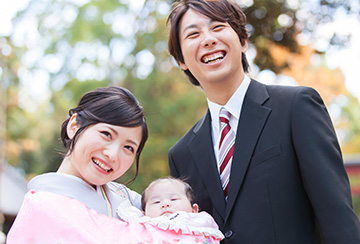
[208,75,251,132]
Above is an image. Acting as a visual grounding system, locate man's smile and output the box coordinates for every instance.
[201,51,226,64]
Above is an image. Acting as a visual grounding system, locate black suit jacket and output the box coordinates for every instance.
[169,79,360,243]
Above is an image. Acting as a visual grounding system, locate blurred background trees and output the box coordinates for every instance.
[1,0,359,200]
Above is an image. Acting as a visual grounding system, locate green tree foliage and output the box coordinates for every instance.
[335,94,360,154]
[239,0,358,73]
[1,0,359,193]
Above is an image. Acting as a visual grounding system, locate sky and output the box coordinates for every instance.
[317,6,360,102]
[0,0,30,36]
[1,0,360,102]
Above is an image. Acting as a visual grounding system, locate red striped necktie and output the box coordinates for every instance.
[219,108,235,198]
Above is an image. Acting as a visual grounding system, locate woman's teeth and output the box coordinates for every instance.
[93,158,112,172]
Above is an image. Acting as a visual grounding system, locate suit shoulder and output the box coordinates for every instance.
[247,79,320,105]
[265,82,318,95]
[264,83,321,101]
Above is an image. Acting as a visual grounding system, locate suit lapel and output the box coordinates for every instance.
[225,80,271,221]
[188,112,226,219]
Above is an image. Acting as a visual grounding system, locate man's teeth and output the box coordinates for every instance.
[93,159,112,172]
[204,53,224,64]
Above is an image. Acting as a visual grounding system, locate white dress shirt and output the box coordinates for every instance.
[207,75,251,169]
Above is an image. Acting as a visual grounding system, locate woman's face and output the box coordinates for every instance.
[61,118,142,186]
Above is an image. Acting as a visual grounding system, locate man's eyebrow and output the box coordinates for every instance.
[182,24,198,33]
[182,19,217,34]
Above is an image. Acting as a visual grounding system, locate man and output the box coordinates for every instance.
[167,0,360,243]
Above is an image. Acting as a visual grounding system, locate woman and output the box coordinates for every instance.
[7,86,218,243]
[27,86,148,218]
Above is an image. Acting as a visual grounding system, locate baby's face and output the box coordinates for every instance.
[144,180,197,218]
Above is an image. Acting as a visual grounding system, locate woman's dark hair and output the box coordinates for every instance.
[60,86,148,184]
[167,0,249,86]
[141,176,196,211]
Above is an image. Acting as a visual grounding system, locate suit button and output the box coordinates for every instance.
[224,230,233,239]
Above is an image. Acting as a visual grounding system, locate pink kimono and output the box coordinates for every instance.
[7,191,222,244]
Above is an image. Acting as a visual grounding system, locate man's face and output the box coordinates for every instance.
[178,9,247,88]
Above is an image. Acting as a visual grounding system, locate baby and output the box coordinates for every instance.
[118,176,224,242]
[141,176,199,217]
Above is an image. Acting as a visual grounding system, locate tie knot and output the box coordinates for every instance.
[220,108,231,124]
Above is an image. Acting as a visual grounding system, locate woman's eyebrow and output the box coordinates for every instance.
[125,139,139,147]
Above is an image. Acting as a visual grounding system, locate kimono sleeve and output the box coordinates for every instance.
[7,191,220,244]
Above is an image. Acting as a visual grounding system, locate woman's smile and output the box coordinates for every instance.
[92,157,113,174]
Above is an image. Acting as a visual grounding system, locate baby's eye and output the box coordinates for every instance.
[152,201,160,204]
[171,198,179,201]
